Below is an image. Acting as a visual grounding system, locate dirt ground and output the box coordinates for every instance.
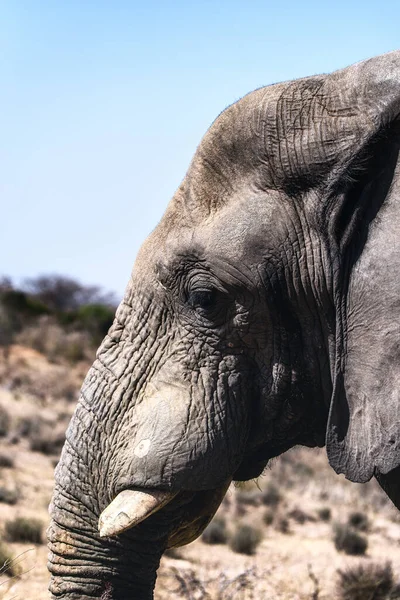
[1,345,400,599]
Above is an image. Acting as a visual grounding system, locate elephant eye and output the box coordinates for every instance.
[187,288,217,312]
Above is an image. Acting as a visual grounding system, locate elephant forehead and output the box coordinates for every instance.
[194,191,290,263]
[132,188,290,288]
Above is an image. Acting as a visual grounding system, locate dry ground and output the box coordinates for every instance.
[1,345,400,599]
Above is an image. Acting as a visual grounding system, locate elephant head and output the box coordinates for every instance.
[48,51,400,599]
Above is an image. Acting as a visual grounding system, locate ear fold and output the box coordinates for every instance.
[322,52,400,492]
[327,183,400,483]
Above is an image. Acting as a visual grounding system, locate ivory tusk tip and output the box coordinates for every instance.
[98,488,177,538]
[98,521,116,538]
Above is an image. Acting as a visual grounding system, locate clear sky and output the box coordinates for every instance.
[2,0,400,299]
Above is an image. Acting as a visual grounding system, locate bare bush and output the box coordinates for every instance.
[162,566,262,599]
[0,486,20,505]
[17,414,45,438]
[16,317,91,365]
[276,516,290,534]
[9,363,79,404]
[236,490,261,507]
[336,562,395,600]
[201,518,228,545]
[333,523,368,556]
[263,508,274,526]
[29,423,65,456]
[0,453,14,468]
[0,405,10,437]
[261,483,281,507]
[0,542,21,578]
[229,525,262,555]
[288,507,316,524]
[4,517,43,544]
[348,511,370,532]
[317,507,331,522]
[22,275,117,312]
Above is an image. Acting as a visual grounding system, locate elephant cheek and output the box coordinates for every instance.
[117,373,250,492]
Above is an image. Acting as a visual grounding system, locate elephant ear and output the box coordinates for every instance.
[318,52,400,504]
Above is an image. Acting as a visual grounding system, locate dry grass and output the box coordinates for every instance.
[202,518,228,545]
[4,517,44,545]
[333,523,368,556]
[0,543,20,579]
[229,525,262,556]
[0,454,14,469]
[336,562,398,600]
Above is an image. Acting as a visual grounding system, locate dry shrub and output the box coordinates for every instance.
[263,508,274,526]
[276,516,290,534]
[4,516,43,544]
[16,318,65,358]
[236,490,261,507]
[294,461,314,477]
[333,523,368,556]
[288,507,316,524]
[17,414,44,437]
[348,511,370,532]
[29,424,65,456]
[19,414,65,456]
[317,506,331,522]
[63,336,86,363]
[16,317,91,364]
[0,452,14,468]
[0,485,20,505]
[261,483,281,507]
[11,367,78,403]
[236,491,261,506]
[0,542,20,578]
[201,518,228,545]
[0,404,10,437]
[35,369,78,402]
[336,562,397,600]
[163,566,261,599]
[229,525,262,555]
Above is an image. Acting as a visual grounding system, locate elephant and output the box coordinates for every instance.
[48,50,400,599]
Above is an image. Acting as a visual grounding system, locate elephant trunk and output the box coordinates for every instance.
[48,439,170,600]
[48,523,164,599]
[47,353,172,600]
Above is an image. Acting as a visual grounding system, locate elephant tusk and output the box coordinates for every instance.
[98,488,177,538]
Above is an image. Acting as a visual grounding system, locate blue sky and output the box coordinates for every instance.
[2,1,400,298]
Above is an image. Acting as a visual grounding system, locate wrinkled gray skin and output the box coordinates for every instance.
[49,51,400,598]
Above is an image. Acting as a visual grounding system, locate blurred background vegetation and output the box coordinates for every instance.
[0,274,117,365]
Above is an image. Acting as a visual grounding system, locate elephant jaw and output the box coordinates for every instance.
[98,482,231,545]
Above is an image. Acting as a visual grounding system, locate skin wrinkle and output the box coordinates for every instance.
[53,482,98,524]
[284,84,302,184]
[260,89,280,189]
[252,244,326,450]
[61,427,103,496]
[279,199,329,384]
[50,487,167,598]
[98,302,172,425]
[70,402,112,484]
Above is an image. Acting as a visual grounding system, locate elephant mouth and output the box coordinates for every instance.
[99,482,231,547]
